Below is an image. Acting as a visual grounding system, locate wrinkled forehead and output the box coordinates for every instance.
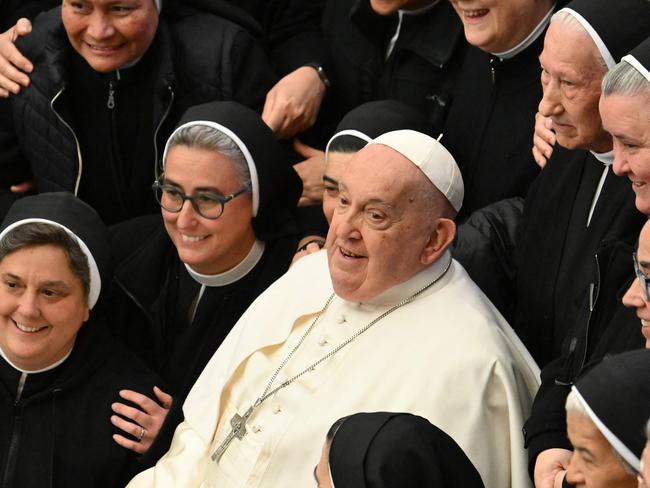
[341,144,428,201]
[542,22,600,74]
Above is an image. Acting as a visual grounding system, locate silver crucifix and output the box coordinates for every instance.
[211,405,255,462]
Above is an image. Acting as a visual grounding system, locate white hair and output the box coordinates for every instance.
[602,61,650,102]
[565,390,636,475]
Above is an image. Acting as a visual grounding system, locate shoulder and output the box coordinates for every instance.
[162,12,254,53]
[109,214,168,263]
[16,7,66,60]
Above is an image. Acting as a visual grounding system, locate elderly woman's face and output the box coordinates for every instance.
[61,0,158,73]
[0,245,89,371]
[566,411,637,488]
[162,145,256,275]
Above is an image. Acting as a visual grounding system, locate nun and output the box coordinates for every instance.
[0,192,164,487]
[0,0,275,225]
[564,349,650,487]
[601,37,650,214]
[315,412,485,488]
[108,101,301,445]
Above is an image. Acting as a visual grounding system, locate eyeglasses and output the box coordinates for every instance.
[152,180,249,220]
[633,252,650,302]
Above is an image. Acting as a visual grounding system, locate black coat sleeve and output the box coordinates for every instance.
[265,0,328,75]
[229,29,278,113]
[451,196,523,321]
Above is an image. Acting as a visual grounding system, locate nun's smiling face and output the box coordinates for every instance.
[0,245,89,371]
[601,92,650,215]
[566,411,637,488]
[162,145,256,275]
[62,0,158,72]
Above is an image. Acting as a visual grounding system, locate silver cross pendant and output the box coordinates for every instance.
[211,405,254,462]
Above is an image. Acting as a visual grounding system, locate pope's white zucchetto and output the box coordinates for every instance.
[368,130,464,213]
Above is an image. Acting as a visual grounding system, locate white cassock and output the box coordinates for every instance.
[129,250,540,488]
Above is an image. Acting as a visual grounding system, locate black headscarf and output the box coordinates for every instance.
[162,101,302,240]
[623,36,650,83]
[559,0,650,68]
[573,349,650,472]
[326,100,433,155]
[0,192,109,309]
[329,412,485,488]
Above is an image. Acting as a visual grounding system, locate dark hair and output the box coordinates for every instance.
[328,135,369,154]
[0,223,90,300]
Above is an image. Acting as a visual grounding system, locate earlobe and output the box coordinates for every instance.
[421,219,456,265]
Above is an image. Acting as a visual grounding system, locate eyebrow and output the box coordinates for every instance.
[338,182,395,208]
[639,259,650,272]
[323,175,339,186]
[1,273,70,290]
[162,178,224,195]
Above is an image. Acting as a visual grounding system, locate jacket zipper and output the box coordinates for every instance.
[50,87,83,195]
[2,374,27,488]
[153,85,174,180]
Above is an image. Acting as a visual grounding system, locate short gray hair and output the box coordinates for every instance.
[565,390,636,476]
[166,125,252,193]
[0,223,90,301]
[550,11,608,75]
[602,60,650,102]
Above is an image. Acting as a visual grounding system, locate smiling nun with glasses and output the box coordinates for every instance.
[107,101,301,455]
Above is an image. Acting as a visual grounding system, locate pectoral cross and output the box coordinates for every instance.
[211,405,255,462]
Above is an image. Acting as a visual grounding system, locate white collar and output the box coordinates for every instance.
[492,4,555,60]
[591,149,614,167]
[185,239,265,287]
[353,250,453,308]
[0,344,73,374]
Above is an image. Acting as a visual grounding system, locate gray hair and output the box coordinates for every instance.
[0,223,90,301]
[602,60,650,102]
[166,125,252,194]
[550,11,608,74]
[565,390,636,476]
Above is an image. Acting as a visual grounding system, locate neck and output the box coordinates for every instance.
[185,239,266,287]
[0,345,73,374]
[492,3,555,59]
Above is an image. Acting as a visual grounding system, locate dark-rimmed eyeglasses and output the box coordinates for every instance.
[633,252,650,302]
[152,180,248,220]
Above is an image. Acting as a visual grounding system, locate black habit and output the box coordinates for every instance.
[329,412,485,488]
[108,101,302,404]
[319,0,466,136]
[442,30,546,221]
[514,146,645,367]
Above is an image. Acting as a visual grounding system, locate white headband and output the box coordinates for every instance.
[572,386,640,472]
[325,129,372,161]
[558,8,616,69]
[162,121,261,217]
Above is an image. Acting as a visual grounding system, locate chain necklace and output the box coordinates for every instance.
[211,257,452,462]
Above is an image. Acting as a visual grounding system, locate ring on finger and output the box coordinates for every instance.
[137,427,145,442]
